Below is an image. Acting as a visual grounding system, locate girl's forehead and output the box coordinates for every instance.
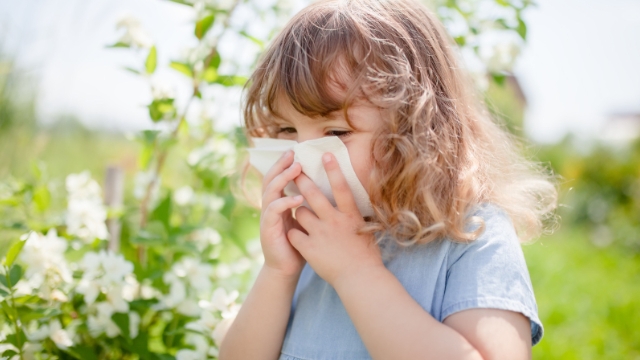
[273,94,384,131]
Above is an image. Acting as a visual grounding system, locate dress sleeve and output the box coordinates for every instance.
[441,204,544,346]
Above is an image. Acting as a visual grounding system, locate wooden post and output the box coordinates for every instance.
[104,166,124,252]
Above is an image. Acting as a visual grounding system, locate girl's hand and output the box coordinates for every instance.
[287,153,384,287]
[259,150,307,279]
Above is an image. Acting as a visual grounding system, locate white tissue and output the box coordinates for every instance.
[247,137,374,217]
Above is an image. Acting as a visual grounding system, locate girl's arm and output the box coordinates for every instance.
[218,266,299,360]
[220,152,307,359]
[332,265,531,360]
[287,156,532,360]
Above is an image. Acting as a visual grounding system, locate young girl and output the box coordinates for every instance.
[221,0,558,359]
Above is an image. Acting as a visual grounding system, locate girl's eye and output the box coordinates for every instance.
[327,130,352,138]
[277,127,296,134]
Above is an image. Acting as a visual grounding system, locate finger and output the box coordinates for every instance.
[263,195,305,225]
[287,227,308,252]
[322,153,360,215]
[293,173,336,220]
[262,162,302,207]
[293,205,319,233]
[262,150,294,193]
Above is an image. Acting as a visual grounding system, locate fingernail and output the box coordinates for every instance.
[282,150,292,159]
[294,195,303,201]
[322,153,331,164]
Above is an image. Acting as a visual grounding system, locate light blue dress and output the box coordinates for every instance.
[278,203,543,360]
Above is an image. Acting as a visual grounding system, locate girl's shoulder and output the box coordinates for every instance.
[377,202,543,345]
[445,202,523,267]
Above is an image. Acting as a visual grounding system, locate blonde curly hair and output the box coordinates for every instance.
[240,0,559,245]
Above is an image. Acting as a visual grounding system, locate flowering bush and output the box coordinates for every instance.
[0,0,530,359]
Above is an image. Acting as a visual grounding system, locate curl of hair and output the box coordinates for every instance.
[240,0,559,246]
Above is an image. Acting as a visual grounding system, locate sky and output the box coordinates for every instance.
[1,0,639,144]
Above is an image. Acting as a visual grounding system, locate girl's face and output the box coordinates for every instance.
[274,97,385,193]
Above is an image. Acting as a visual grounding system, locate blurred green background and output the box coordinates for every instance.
[1,0,640,358]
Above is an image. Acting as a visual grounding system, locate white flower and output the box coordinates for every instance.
[151,80,175,100]
[186,310,219,333]
[122,274,140,302]
[191,227,221,251]
[215,263,231,279]
[88,302,121,338]
[129,312,141,339]
[172,258,213,292]
[27,320,73,349]
[19,229,73,299]
[27,322,50,342]
[174,186,195,206]
[187,137,237,174]
[65,171,109,242]
[479,35,521,73]
[207,288,239,312]
[49,319,73,349]
[177,299,202,317]
[116,14,154,49]
[66,171,102,201]
[77,250,136,309]
[176,349,204,360]
[230,257,251,274]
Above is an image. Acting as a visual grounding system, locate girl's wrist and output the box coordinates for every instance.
[260,264,303,288]
[331,263,389,294]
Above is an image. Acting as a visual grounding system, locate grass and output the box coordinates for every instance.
[524,226,640,359]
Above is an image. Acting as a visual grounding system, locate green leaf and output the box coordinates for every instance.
[239,30,264,48]
[2,350,18,358]
[8,265,23,287]
[65,345,98,360]
[122,331,150,357]
[150,193,172,231]
[148,99,176,122]
[168,0,192,6]
[221,193,236,219]
[453,36,466,46]
[33,185,51,212]
[4,237,27,267]
[5,329,26,349]
[0,275,8,288]
[0,286,9,296]
[517,17,527,40]
[112,312,131,339]
[214,75,248,87]
[146,46,157,74]
[202,66,218,82]
[492,73,507,86]
[0,196,20,206]
[207,51,221,70]
[123,66,141,75]
[107,42,131,48]
[133,221,168,246]
[195,14,215,40]
[169,62,193,78]
[17,306,61,323]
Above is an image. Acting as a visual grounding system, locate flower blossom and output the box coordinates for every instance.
[19,229,73,300]
[115,14,154,49]
[76,250,135,312]
[65,171,109,242]
[27,319,73,350]
[155,258,214,316]
[187,137,237,174]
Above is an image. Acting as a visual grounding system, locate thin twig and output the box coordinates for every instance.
[136,0,243,264]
